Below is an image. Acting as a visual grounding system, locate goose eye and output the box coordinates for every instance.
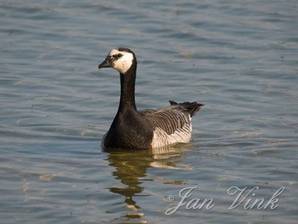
[113,53,122,59]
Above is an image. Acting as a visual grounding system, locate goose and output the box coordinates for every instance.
[98,48,203,150]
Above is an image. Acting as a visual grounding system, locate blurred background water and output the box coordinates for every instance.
[0,0,298,223]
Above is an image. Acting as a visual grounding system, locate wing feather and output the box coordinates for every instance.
[140,105,192,148]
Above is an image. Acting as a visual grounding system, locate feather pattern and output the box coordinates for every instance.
[141,101,202,148]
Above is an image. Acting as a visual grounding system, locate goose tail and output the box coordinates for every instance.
[169,100,204,117]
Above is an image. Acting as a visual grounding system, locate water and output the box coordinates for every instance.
[1,0,298,223]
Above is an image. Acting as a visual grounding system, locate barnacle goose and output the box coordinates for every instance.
[98,48,203,150]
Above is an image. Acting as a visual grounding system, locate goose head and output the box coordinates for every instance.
[98,48,136,74]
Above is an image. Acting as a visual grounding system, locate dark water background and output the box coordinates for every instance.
[1,0,298,223]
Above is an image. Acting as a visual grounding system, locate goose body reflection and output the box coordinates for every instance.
[105,144,192,223]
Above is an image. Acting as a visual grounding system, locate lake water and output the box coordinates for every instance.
[1,0,298,223]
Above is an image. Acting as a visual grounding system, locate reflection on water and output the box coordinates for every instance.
[106,145,191,223]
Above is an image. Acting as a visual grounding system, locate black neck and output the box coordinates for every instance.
[117,61,137,112]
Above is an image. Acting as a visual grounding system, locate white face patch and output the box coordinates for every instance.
[109,49,134,74]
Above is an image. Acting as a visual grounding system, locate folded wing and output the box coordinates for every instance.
[141,101,203,148]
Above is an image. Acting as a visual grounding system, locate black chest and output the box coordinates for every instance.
[104,110,153,150]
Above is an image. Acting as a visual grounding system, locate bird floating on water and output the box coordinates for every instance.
[98,48,203,150]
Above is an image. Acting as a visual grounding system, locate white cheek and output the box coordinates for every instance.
[113,54,133,74]
[114,61,131,74]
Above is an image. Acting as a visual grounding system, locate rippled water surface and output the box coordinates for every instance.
[1,0,298,223]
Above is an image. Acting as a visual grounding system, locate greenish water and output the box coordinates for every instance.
[0,0,298,223]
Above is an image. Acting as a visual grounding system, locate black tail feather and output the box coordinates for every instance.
[169,100,204,117]
[169,100,178,105]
